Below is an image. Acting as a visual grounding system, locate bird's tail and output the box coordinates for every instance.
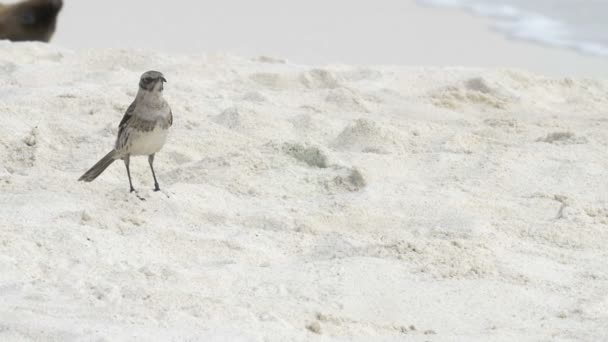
[78,150,119,182]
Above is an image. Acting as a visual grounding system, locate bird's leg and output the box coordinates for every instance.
[148,154,160,191]
[124,155,135,192]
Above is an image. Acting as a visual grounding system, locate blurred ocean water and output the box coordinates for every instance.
[419,0,608,57]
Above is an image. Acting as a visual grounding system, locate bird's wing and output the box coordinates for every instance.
[118,101,136,132]
[115,101,136,150]
[168,109,173,126]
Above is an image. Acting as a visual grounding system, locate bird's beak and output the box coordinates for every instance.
[161,76,167,83]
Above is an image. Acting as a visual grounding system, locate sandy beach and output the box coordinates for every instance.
[1,41,607,341]
[1,0,607,340]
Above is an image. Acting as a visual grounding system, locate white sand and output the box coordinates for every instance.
[1,42,608,341]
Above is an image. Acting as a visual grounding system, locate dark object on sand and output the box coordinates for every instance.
[0,0,62,42]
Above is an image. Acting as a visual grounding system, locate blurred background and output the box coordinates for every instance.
[8,0,608,77]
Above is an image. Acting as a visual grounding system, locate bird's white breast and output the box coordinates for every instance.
[127,125,169,156]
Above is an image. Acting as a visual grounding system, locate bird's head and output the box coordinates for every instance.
[139,71,167,93]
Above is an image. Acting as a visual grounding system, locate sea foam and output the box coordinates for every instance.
[419,0,608,57]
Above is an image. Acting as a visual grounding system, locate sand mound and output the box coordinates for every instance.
[281,143,328,168]
[324,87,369,113]
[429,76,515,110]
[332,118,413,154]
[248,68,340,91]
[324,167,367,192]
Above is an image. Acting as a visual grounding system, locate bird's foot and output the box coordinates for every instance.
[129,187,146,201]
[154,186,170,198]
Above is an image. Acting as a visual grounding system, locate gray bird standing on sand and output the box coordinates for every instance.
[79,71,173,192]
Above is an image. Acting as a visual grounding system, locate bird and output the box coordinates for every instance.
[0,0,63,42]
[79,71,173,193]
